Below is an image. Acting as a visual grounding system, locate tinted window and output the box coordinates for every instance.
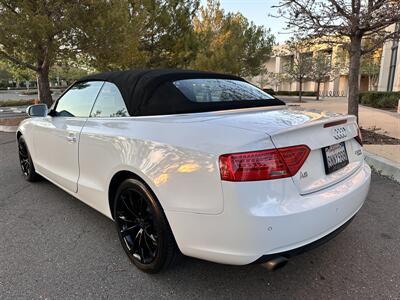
[90,82,129,117]
[173,79,274,103]
[55,81,103,117]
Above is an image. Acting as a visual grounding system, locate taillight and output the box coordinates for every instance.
[355,128,363,146]
[219,145,310,182]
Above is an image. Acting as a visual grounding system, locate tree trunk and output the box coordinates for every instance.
[299,79,303,102]
[348,36,362,121]
[316,80,321,101]
[37,67,53,107]
[368,75,372,91]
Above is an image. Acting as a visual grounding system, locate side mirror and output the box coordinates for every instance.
[26,104,48,117]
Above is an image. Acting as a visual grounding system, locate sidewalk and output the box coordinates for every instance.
[295,97,399,138]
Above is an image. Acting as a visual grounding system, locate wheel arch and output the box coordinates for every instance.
[108,170,160,220]
[108,169,181,254]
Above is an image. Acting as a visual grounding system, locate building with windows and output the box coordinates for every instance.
[252,38,383,97]
[378,23,400,92]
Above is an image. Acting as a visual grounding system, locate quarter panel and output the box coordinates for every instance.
[77,117,270,215]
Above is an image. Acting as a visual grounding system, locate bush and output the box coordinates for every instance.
[20,90,38,95]
[0,81,9,89]
[262,88,275,95]
[358,92,400,109]
[274,91,317,97]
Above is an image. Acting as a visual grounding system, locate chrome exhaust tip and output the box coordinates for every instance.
[261,256,288,271]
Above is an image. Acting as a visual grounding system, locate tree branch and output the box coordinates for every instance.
[0,0,20,16]
[0,50,38,71]
[328,0,351,19]
[361,30,400,55]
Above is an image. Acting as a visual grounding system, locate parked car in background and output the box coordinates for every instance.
[17,69,371,273]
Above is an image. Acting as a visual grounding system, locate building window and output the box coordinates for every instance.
[388,23,400,91]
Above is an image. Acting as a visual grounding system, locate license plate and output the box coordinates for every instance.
[322,142,349,174]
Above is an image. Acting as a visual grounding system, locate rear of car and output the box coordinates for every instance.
[166,79,371,266]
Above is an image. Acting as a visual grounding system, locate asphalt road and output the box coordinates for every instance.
[0,107,26,119]
[0,89,63,101]
[0,90,34,101]
[1,131,400,299]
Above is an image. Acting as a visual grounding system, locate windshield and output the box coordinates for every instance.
[173,79,274,103]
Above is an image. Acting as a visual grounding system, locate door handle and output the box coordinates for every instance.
[66,133,77,143]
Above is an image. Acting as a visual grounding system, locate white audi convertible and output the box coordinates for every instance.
[17,69,371,273]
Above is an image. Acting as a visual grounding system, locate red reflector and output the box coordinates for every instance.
[219,145,310,181]
[355,127,363,146]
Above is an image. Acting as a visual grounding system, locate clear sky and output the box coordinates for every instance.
[200,0,291,44]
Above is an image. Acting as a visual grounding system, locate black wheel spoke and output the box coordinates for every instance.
[19,144,27,157]
[122,197,139,219]
[116,187,159,265]
[116,212,135,223]
[18,141,31,176]
[144,230,157,246]
[133,228,143,245]
[143,232,156,258]
[120,224,138,237]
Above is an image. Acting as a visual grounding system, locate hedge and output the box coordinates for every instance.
[358,92,400,109]
[262,88,275,95]
[273,91,317,97]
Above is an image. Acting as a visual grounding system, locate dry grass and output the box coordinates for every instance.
[0,117,26,126]
[0,99,35,107]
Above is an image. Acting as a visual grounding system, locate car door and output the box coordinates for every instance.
[32,81,104,193]
[77,82,130,213]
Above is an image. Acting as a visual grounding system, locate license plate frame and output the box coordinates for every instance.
[322,142,349,175]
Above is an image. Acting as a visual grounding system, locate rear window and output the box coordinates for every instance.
[173,79,274,103]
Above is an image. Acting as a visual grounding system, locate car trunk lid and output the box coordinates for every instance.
[267,113,364,194]
[199,107,364,194]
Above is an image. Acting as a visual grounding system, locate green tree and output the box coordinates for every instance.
[0,60,35,87]
[77,0,145,71]
[0,0,131,106]
[191,0,274,77]
[81,0,200,71]
[49,64,89,86]
[134,0,200,68]
[0,1,80,105]
[0,61,12,81]
[160,0,200,68]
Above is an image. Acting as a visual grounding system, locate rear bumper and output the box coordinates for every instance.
[253,215,355,264]
[166,162,371,265]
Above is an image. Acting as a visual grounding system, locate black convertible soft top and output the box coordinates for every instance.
[78,69,285,116]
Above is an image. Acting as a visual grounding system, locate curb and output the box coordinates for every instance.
[364,150,400,183]
[0,125,17,133]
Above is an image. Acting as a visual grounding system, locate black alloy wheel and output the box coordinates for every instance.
[18,136,40,182]
[114,178,179,273]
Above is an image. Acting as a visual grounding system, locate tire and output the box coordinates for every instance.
[18,136,40,182]
[113,178,179,273]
